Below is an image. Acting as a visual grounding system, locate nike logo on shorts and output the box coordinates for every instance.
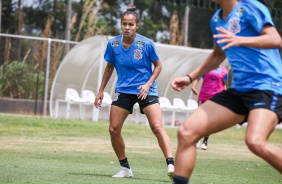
[253,102,266,106]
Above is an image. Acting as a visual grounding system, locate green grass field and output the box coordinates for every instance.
[0,114,281,184]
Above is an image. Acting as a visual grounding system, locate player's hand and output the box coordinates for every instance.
[171,76,191,91]
[94,91,103,108]
[137,84,149,100]
[213,27,241,50]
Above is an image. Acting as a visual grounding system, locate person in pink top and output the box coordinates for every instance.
[191,66,228,150]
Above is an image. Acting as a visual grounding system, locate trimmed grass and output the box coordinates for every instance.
[0,114,281,183]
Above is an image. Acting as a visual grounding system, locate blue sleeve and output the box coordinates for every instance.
[245,1,275,33]
[210,11,220,45]
[104,41,113,63]
[146,42,159,63]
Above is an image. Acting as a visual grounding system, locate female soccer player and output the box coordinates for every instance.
[171,0,282,183]
[94,6,174,180]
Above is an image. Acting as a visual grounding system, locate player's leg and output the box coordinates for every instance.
[109,105,133,177]
[143,102,174,179]
[173,100,245,183]
[110,93,135,178]
[143,103,173,158]
[201,135,209,150]
[197,101,208,150]
[245,108,282,173]
[109,105,129,161]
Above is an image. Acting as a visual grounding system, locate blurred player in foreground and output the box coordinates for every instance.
[171,0,282,183]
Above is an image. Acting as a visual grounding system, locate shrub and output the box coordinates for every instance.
[0,61,45,99]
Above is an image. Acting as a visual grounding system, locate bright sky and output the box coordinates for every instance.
[16,0,79,8]
[18,0,35,7]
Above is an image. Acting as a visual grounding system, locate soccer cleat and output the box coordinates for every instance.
[112,167,133,178]
[196,141,200,149]
[201,141,208,150]
[167,164,174,180]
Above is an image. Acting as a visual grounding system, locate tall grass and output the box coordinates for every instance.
[0,114,281,184]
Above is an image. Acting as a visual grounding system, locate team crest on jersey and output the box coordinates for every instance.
[136,40,144,47]
[134,49,143,60]
[236,6,244,17]
[111,40,119,46]
[228,17,241,34]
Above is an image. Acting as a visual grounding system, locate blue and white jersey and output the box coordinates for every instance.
[104,34,159,96]
[210,0,282,94]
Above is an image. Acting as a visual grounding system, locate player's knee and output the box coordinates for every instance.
[245,135,265,154]
[177,125,196,145]
[109,126,120,136]
[150,123,163,135]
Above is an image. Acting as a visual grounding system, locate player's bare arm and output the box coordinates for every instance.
[94,63,114,108]
[171,45,225,92]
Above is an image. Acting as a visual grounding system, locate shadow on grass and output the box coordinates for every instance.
[130,176,169,183]
[68,173,111,177]
[68,172,170,183]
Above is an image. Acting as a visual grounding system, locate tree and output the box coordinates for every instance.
[64,0,71,55]
[1,0,15,65]
[16,0,23,61]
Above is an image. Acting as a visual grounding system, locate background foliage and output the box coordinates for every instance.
[0,61,45,99]
[0,0,282,100]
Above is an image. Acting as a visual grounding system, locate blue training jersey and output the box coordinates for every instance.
[104,34,159,96]
[210,0,282,94]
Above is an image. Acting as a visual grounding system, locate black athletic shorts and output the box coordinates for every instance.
[111,92,159,114]
[209,88,282,124]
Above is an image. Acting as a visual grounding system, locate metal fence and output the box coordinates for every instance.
[0,33,79,116]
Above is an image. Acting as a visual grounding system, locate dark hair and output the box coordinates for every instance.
[257,0,271,7]
[121,5,139,23]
